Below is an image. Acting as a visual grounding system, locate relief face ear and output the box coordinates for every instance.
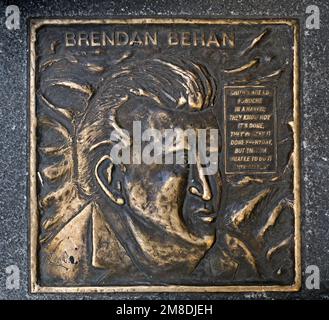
[94,155,125,206]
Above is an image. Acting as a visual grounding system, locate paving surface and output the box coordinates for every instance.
[0,0,328,299]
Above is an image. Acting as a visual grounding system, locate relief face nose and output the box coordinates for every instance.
[190,158,213,201]
[189,185,212,201]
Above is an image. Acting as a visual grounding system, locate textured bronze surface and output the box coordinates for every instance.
[29,19,300,292]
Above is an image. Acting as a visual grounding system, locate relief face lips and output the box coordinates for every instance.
[30,19,300,292]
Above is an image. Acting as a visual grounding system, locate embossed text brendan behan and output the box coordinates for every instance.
[65,30,235,48]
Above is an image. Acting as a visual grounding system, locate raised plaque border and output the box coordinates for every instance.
[29,18,301,293]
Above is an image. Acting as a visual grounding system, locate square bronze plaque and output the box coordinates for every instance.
[29,18,300,293]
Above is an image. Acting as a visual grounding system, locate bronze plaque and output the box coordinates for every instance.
[29,19,300,293]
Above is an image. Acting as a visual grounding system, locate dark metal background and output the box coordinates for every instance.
[0,0,328,299]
